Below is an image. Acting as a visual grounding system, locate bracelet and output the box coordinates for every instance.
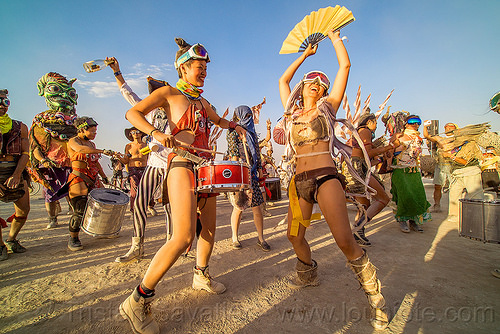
[150,129,159,136]
[333,36,348,46]
[114,71,122,77]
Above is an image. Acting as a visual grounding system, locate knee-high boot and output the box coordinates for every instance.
[348,250,388,330]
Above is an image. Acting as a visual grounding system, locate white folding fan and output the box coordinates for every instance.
[280,5,355,54]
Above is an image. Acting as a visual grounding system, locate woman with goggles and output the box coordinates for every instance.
[391,114,431,233]
[274,30,388,329]
[120,37,246,334]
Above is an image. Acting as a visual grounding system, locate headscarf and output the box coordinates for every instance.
[234,105,261,178]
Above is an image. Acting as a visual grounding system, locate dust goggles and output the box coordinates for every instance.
[406,116,422,125]
[303,71,330,91]
[77,118,98,129]
[174,43,210,69]
[0,97,10,107]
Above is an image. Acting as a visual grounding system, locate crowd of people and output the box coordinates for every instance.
[1,30,498,333]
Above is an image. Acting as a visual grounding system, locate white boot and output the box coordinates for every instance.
[115,237,144,263]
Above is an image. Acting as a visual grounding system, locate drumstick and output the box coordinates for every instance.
[177,144,224,155]
[241,136,252,166]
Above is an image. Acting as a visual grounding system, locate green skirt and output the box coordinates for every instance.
[391,168,431,223]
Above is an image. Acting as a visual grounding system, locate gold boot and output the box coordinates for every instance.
[348,251,388,330]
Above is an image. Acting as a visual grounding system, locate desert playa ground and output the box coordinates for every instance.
[0,178,499,334]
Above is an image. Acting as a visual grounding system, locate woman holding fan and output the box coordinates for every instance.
[274,30,388,329]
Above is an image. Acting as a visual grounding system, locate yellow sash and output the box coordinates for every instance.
[289,175,322,236]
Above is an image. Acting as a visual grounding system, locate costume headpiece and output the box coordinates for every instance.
[37,72,76,97]
[357,113,376,128]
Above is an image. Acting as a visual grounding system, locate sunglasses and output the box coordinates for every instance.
[175,43,210,69]
[130,130,142,135]
[303,71,330,91]
[0,97,10,107]
[407,117,422,125]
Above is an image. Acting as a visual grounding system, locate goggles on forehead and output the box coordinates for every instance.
[0,97,10,107]
[303,71,330,91]
[174,43,210,69]
[77,119,98,129]
[406,116,422,125]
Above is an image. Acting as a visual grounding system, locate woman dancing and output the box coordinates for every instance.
[346,113,399,246]
[274,30,388,329]
[119,38,245,334]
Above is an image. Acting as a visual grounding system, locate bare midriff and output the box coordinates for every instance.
[128,157,147,168]
[295,140,333,174]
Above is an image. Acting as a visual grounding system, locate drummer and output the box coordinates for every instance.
[227,105,270,251]
[66,117,114,251]
[120,38,246,333]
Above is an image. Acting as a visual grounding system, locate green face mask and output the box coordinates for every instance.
[44,81,78,111]
[37,72,78,112]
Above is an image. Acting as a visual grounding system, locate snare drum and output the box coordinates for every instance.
[265,177,282,201]
[196,160,250,193]
[82,188,129,238]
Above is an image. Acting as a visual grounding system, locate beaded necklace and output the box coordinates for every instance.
[33,111,77,140]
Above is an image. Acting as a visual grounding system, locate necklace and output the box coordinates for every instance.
[292,106,316,119]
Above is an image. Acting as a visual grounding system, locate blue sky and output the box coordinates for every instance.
[1,0,499,161]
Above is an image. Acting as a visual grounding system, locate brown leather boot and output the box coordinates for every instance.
[348,251,388,330]
[288,258,320,288]
[119,286,159,334]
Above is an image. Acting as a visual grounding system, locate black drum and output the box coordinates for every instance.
[265,177,282,201]
[459,196,500,243]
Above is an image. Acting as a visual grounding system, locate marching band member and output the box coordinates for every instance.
[66,117,112,251]
[227,105,270,251]
[119,38,245,334]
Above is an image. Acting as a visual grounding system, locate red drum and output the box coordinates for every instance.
[197,160,250,193]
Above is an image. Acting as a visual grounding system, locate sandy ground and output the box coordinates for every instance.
[0,178,499,334]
